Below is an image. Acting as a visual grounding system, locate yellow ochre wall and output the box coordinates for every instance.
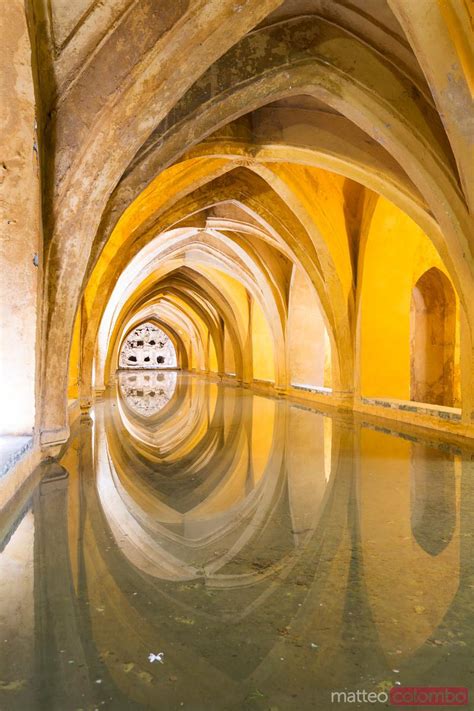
[288,265,330,389]
[67,309,82,400]
[358,197,461,404]
[251,297,275,383]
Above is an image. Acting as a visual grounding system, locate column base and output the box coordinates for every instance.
[80,398,92,412]
[40,426,70,449]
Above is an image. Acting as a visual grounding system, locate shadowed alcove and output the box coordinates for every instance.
[410,268,457,407]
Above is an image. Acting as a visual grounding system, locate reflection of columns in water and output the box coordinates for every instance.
[99,385,290,577]
[403,450,474,687]
[37,398,467,705]
[410,444,456,556]
[36,387,471,704]
[33,456,95,709]
[4,372,472,709]
[117,370,177,417]
[460,452,474,583]
[33,421,142,710]
[79,401,346,697]
[356,426,464,685]
[327,422,387,686]
[286,405,333,544]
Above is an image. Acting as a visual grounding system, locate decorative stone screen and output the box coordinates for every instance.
[119,322,177,369]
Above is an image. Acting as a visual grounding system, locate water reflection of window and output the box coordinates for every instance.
[118,371,177,416]
[410,444,456,556]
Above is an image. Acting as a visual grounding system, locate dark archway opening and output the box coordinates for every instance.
[410,268,456,407]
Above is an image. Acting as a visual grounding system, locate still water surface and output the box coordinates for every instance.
[1,372,473,710]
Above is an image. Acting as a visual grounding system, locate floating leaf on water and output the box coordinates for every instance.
[0,679,26,691]
[247,689,265,701]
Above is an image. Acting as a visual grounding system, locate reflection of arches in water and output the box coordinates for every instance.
[31,412,344,701]
[118,370,177,417]
[119,321,177,369]
[410,268,456,406]
[97,383,335,584]
[110,382,259,512]
[410,444,456,556]
[96,397,286,580]
[116,375,219,451]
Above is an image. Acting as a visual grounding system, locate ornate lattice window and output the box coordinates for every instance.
[119,322,177,369]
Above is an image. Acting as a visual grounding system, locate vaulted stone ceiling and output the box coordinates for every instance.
[16,0,474,443]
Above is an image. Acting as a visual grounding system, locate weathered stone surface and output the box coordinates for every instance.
[0,0,41,436]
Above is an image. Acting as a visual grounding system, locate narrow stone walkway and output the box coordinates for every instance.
[0,436,32,479]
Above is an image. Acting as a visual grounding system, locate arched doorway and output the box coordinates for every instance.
[410,268,456,406]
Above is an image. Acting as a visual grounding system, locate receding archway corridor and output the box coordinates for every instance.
[0,0,473,708]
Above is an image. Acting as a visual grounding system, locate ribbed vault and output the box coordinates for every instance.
[2,0,472,443]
